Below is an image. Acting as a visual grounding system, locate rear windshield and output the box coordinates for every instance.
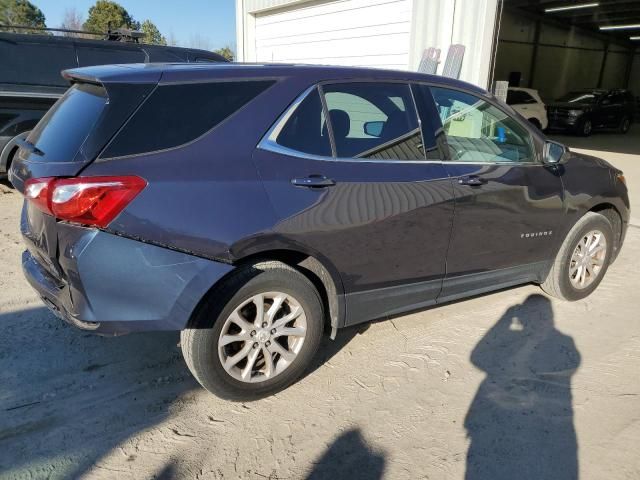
[557,92,601,104]
[26,83,107,162]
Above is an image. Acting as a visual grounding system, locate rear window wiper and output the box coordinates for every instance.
[16,139,45,156]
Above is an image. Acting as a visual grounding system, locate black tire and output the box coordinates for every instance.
[541,212,614,301]
[181,261,324,401]
[577,118,593,137]
[619,116,631,134]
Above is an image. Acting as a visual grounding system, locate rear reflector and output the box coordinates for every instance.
[24,176,146,228]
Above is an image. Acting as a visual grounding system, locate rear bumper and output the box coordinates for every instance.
[22,225,234,335]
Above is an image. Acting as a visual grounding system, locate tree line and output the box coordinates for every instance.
[0,0,234,60]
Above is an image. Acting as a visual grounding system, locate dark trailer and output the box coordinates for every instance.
[0,30,227,176]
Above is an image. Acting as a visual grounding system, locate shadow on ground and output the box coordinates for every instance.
[306,428,386,479]
[0,305,363,479]
[465,294,580,480]
[0,306,196,478]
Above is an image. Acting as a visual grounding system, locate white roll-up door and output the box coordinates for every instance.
[253,0,413,70]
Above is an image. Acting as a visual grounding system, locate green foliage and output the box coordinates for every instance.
[140,19,166,45]
[0,0,46,33]
[83,0,139,34]
[214,46,234,61]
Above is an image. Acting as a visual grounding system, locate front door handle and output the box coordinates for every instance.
[458,175,486,186]
[291,175,336,188]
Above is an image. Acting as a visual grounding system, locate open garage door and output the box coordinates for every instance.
[492,0,640,219]
[252,0,413,70]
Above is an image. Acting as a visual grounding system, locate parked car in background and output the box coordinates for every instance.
[506,87,548,130]
[547,89,635,136]
[0,32,227,178]
[11,63,629,400]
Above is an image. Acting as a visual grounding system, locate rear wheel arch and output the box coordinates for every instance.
[187,249,344,333]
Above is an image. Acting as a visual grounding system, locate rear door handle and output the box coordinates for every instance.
[291,175,336,188]
[458,175,486,186]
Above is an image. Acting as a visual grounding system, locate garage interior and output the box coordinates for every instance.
[493,0,640,153]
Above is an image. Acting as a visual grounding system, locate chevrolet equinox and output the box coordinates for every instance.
[10,63,629,400]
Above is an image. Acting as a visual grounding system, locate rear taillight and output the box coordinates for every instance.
[24,176,146,228]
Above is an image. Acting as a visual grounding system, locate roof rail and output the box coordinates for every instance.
[0,24,101,37]
[0,24,145,43]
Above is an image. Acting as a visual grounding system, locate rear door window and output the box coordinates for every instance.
[102,80,274,158]
[321,82,424,161]
[25,83,107,162]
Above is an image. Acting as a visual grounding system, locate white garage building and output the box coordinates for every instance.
[235,0,640,96]
[235,0,500,88]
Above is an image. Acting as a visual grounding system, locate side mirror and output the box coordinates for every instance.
[544,141,566,164]
[364,121,384,137]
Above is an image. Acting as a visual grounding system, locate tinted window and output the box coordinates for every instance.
[322,83,423,160]
[431,87,536,163]
[0,38,77,86]
[276,88,332,157]
[146,48,187,62]
[506,90,536,105]
[103,81,274,158]
[76,46,146,67]
[25,83,107,162]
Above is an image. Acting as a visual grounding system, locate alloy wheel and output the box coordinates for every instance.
[569,230,607,289]
[218,292,307,383]
[583,120,592,136]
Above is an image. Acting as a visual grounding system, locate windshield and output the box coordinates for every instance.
[556,92,600,104]
[25,83,107,163]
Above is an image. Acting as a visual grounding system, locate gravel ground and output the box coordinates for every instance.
[1,133,639,479]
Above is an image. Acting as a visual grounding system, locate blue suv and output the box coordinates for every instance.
[11,63,629,400]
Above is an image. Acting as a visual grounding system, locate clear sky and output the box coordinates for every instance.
[33,0,237,51]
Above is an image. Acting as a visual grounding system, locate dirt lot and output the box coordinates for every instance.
[1,132,639,479]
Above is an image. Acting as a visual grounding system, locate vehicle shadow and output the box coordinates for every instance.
[464,294,581,480]
[0,306,198,479]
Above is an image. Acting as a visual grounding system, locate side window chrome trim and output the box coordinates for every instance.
[257,80,547,167]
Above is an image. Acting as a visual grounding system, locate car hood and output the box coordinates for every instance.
[548,102,592,109]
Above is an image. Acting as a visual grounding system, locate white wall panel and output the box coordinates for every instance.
[250,0,413,70]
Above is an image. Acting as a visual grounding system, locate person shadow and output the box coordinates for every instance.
[465,294,581,480]
[306,428,386,480]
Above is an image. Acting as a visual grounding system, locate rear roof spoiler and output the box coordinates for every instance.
[62,64,163,85]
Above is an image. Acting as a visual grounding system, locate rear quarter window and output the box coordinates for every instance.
[102,80,274,158]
